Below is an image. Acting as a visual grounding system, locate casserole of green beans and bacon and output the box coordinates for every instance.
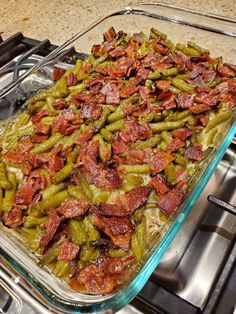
[0,26,235,295]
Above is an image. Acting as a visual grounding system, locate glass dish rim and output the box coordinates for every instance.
[0,3,236,313]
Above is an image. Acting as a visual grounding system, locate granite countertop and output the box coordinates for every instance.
[1,0,236,45]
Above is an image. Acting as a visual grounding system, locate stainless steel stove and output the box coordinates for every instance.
[0,33,235,314]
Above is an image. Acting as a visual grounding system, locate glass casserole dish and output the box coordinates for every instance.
[0,3,236,313]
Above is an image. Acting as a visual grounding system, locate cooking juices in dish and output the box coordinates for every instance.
[0,27,235,295]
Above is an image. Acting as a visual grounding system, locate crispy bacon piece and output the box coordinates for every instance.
[185,143,203,161]
[171,127,192,140]
[4,151,25,164]
[106,57,134,78]
[67,73,77,86]
[108,47,126,58]
[151,151,175,174]
[46,154,64,175]
[52,109,75,134]
[175,93,193,109]
[176,166,190,183]
[120,83,137,99]
[93,214,133,251]
[3,209,25,228]
[150,175,169,196]
[33,122,50,135]
[53,67,66,81]
[106,90,120,105]
[58,199,89,218]
[103,27,116,42]
[189,103,211,114]
[18,135,33,153]
[53,99,68,110]
[166,138,185,153]
[95,186,152,217]
[80,101,102,120]
[75,128,94,146]
[155,80,171,91]
[188,63,207,79]
[142,53,161,69]
[112,138,129,155]
[32,134,49,143]
[136,68,150,83]
[171,53,187,73]
[81,156,122,190]
[119,120,153,144]
[92,44,103,57]
[58,240,80,261]
[31,109,49,124]
[69,255,135,295]
[39,208,61,251]
[118,149,146,165]
[149,39,169,55]
[194,89,219,107]
[157,188,183,216]
[217,63,236,78]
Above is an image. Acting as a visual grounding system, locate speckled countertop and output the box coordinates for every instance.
[1,0,236,45]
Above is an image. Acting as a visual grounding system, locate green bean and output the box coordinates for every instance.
[93,54,108,68]
[53,260,71,278]
[165,110,191,122]
[53,162,74,184]
[130,135,161,149]
[139,42,148,56]
[0,162,12,189]
[187,41,209,55]
[90,185,109,203]
[20,227,42,252]
[109,248,127,257]
[68,83,86,93]
[69,219,87,245]
[131,233,142,260]
[161,131,172,144]
[149,120,185,133]
[162,68,178,77]
[136,218,147,252]
[30,133,63,153]
[164,163,176,185]
[150,27,167,40]
[0,187,3,215]
[123,174,144,191]
[24,216,48,228]
[61,130,81,149]
[148,71,161,80]
[120,164,150,174]
[40,183,65,200]
[73,59,83,75]
[40,116,55,125]
[107,107,125,123]
[67,184,89,202]
[120,93,140,106]
[100,128,115,142]
[139,111,157,124]
[29,101,46,113]
[207,128,218,146]
[80,244,99,262]
[93,134,111,162]
[39,242,62,266]
[45,96,57,115]
[174,154,187,166]
[106,119,125,132]
[30,190,69,217]
[132,206,144,224]
[205,111,232,133]
[176,43,201,57]
[14,112,30,129]
[171,78,195,92]
[83,215,100,241]
[94,107,111,131]
[77,172,93,202]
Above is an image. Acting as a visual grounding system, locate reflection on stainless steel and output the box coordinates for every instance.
[152,147,236,309]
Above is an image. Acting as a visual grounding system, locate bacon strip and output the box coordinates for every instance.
[93,214,133,251]
[157,188,183,216]
[58,240,80,261]
[185,143,203,161]
[57,199,89,218]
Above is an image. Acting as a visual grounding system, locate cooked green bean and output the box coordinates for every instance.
[187,41,209,55]
[176,43,201,57]
[24,216,48,228]
[30,190,69,217]
[94,107,111,131]
[67,184,89,202]
[131,233,142,260]
[165,110,191,122]
[83,215,100,241]
[53,260,71,278]
[69,219,87,245]
[31,133,63,153]
[0,162,12,189]
[150,27,167,40]
[77,172,93,202]
[120,164,150,174]
[171,78,195,92]
[53,162,74,184]
[80,244,99,262]
[162,68,178,77]
[39,242,62,266]
[106,119,125,132]
[149,120,185,133]
[130,135,161,149]
[205,111,232,133]
[40,183,65,200]
[100,128,115,142]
